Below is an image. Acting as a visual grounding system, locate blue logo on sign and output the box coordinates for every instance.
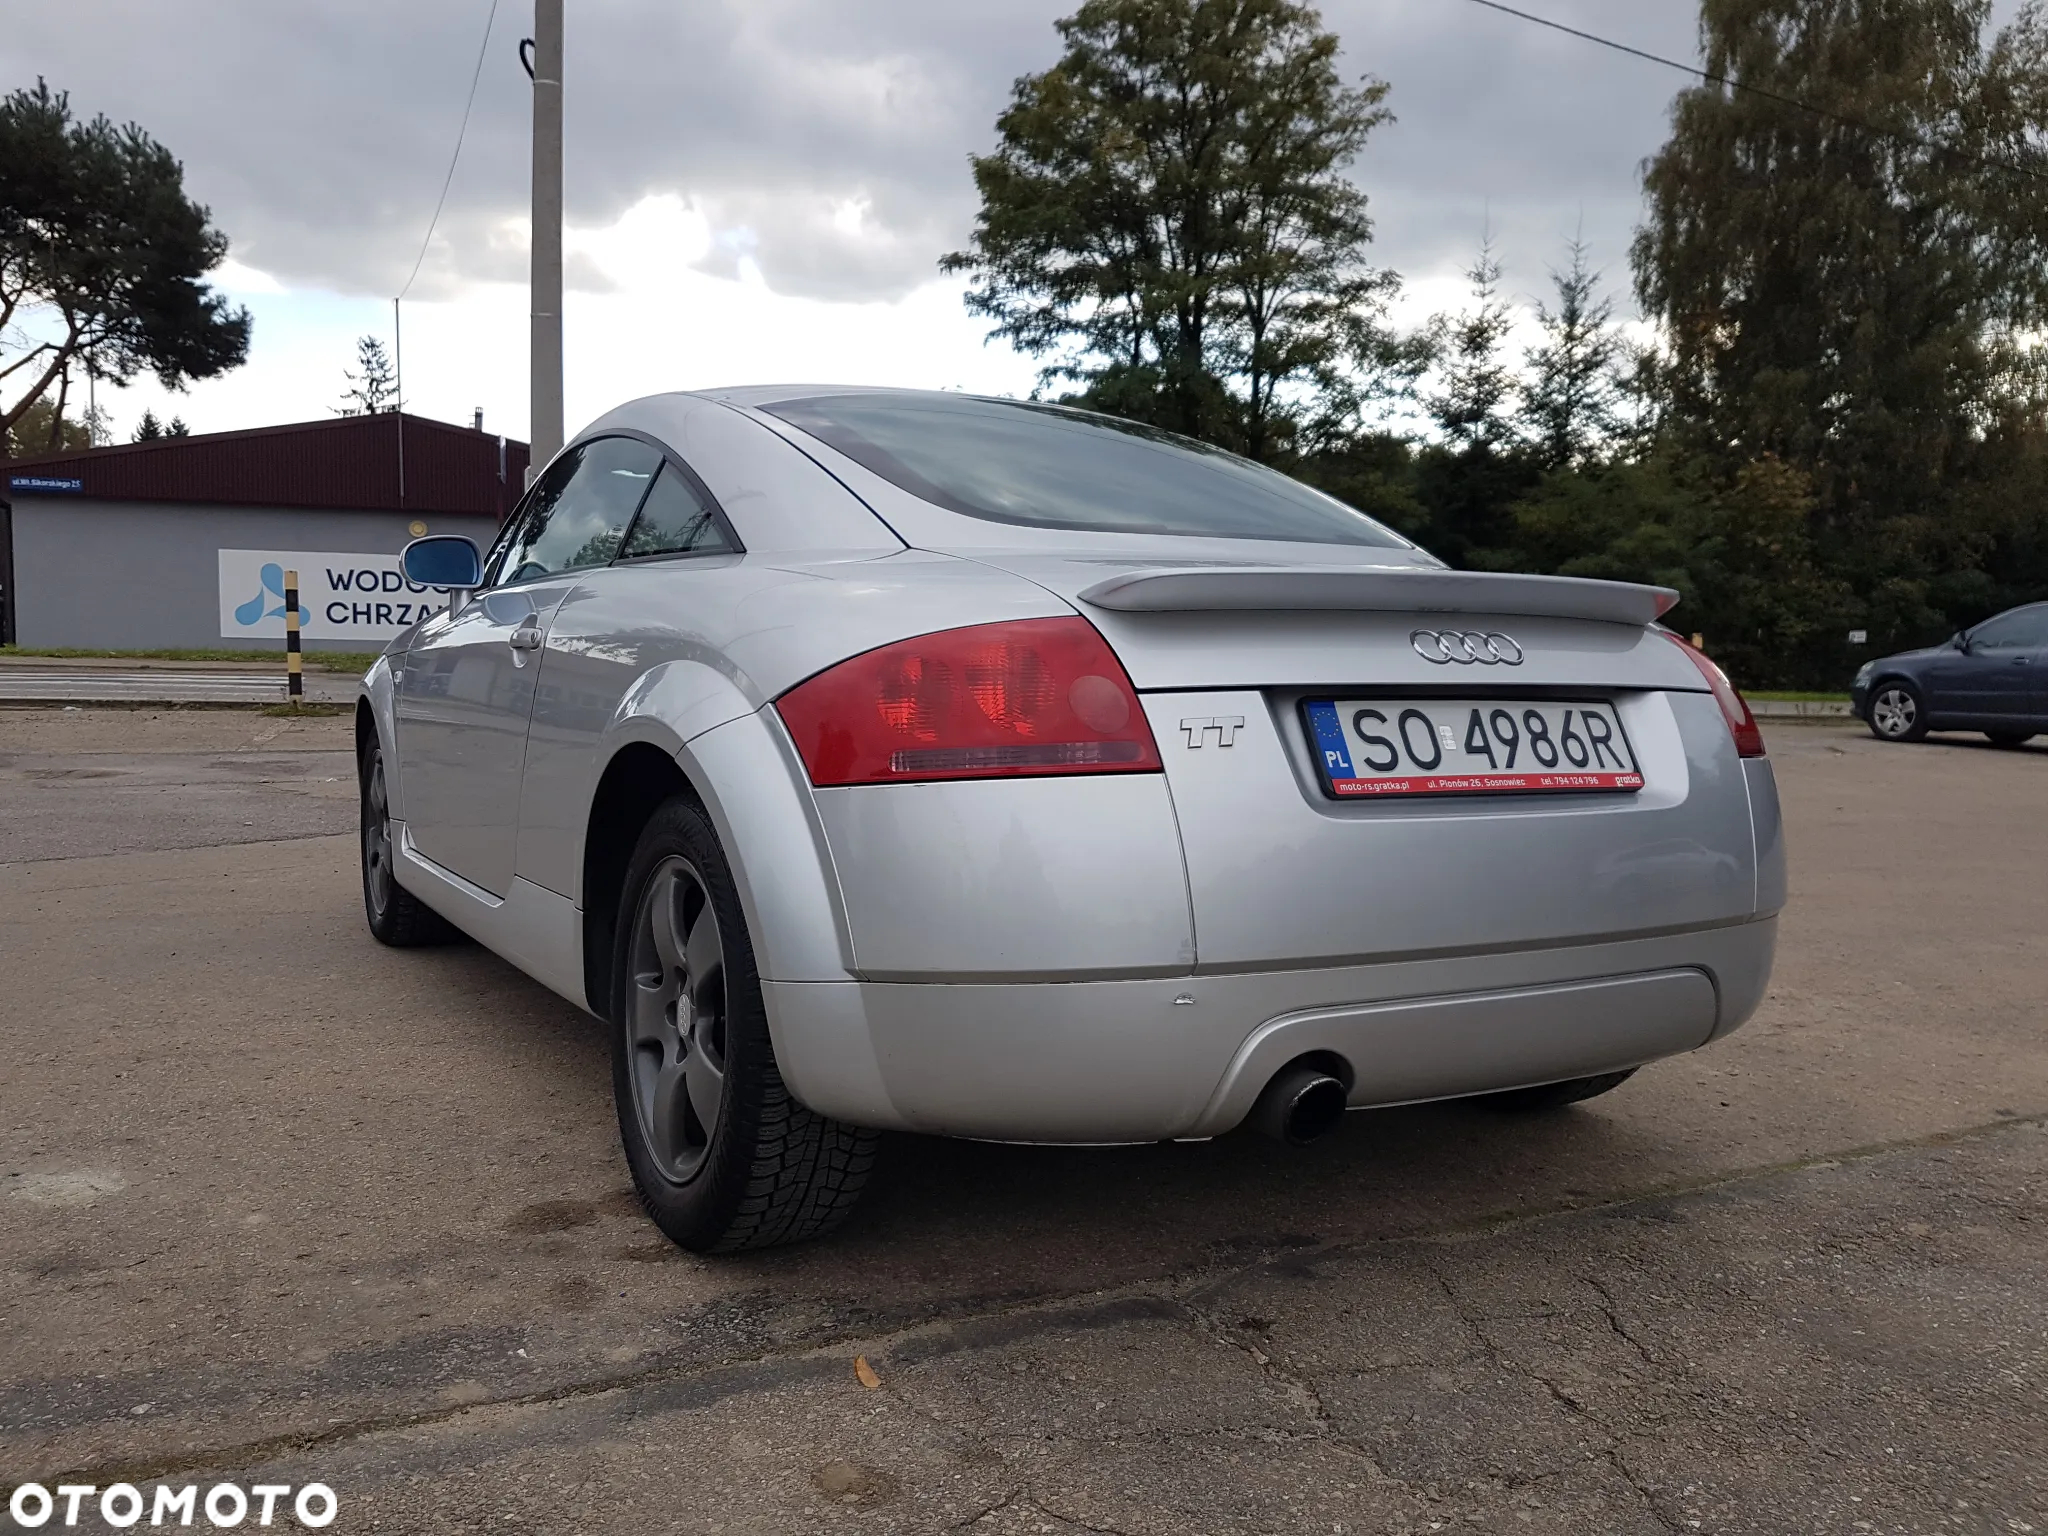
[234,563,311,627]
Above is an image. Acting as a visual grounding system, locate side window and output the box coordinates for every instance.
[619,462,735,560]
[1973,608,2048,651]
[493,437,662,584]
[481,447,584,588]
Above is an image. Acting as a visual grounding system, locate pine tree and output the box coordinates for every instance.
[338,336,400,416]
[132,408,163,441]
[1425,238,1521,452]
[0,81,251,455]
[1521,238,1627,470]
[165,416,189,437]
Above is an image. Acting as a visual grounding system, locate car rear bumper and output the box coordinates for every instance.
[763,915,1777,1142]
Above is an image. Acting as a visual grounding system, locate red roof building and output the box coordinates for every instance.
[4,411,528,520]
[2,413,530,650]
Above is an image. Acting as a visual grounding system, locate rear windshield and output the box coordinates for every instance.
[759,392,1411,549]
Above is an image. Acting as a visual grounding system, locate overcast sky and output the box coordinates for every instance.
[0,1,1815,440]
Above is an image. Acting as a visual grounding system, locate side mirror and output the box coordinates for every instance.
[402,535,482,591]
[1952,630,1971,653]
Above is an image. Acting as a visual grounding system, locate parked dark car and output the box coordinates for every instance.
[1852,601,2048,744]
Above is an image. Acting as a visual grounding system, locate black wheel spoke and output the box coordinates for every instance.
[630,971,678,1049]
[682,900,720,990]
[646,1056,692,1164]
[684,1038,725,1144]
[362,756,394,915]
[626,854,726,1182]
[648,873,686,973]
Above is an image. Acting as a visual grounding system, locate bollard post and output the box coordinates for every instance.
[284,569,303,703]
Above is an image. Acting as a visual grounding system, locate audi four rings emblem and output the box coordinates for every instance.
[1410,629,1526,666]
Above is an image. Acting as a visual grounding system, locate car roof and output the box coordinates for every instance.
[690,384,1005,410]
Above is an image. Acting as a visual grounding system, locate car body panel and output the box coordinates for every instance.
[812,774,1195,981]
[1743,757,1787,914]
[762,917,1775,1141]
[1920,640,2030,721]
[1201,967,1718,1130]
[369,385,1787,1145]
[675,707,860,987]
[391,821,587,1008]
[394,578,580,895]
[1135,687,1758,971]
[512,549,1076,901]
[1067,605,1706,693]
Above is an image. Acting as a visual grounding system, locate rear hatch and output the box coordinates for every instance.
[967,552,1759,971]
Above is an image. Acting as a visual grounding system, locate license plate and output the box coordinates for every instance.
[1303,698,1643,798]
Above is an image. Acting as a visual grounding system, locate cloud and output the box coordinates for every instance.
[23,0,2031,445]
[9,0,2039,317]
[5,0,1705,313]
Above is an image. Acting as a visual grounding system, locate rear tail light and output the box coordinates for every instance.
[1664,632,1766,757]
[776,617,1163,786]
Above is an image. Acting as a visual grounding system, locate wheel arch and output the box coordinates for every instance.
[1867,672,1927,710]
[354,697,377,771]
[355,655,402,804]
[581,742,700,1015]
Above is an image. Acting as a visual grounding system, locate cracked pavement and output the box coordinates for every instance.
[3,712,2046,1533]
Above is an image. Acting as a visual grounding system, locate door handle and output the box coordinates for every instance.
[508,626,543,651]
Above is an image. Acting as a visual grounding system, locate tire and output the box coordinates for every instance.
[1986,731,2036,747]
[610,795,877,1253]
[1471,1069,1637,1113]
[360,739,461,947]
[1866,680,1928,742]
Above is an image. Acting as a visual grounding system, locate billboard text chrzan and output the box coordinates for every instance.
[218,548,458,642]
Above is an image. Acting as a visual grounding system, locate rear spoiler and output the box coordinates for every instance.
[1074,566,1679,628]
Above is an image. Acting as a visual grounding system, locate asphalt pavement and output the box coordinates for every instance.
[2,712,2043,1533]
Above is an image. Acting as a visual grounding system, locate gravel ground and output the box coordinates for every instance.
[2,711,2043,1533]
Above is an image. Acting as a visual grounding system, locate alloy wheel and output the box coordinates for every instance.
[362,754,394,918]
[1871,686,1918,739]
[625,856,729,1183]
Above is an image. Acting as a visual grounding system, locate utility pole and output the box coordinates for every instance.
[529,0,564,480]
[393,296,406,504]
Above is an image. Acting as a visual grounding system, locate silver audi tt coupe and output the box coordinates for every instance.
[357,387,1784,1252]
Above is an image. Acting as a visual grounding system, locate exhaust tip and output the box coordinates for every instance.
[1249,1064,1349,1146]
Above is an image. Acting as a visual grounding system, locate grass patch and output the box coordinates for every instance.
[258,701,353,718]
[0,645,381,672]
[1748,690,1852,702]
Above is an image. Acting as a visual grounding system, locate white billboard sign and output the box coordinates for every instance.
[218,549,459,642]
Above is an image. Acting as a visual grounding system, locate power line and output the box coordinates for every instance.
[1458,0,2048,184]
[397,0,501,302]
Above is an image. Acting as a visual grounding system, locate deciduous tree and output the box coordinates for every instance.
[0,81,250,458]
[1633,0,2048,653]
[943,0,1401,459]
